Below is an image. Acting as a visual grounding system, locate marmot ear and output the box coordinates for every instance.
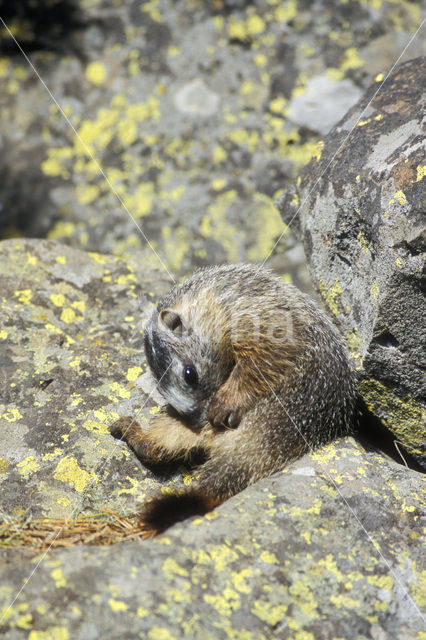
[160,309,183,336]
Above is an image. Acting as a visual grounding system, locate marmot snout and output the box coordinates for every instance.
[111,263,357,536]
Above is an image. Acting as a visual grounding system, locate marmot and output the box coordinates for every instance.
[110,263,357,536]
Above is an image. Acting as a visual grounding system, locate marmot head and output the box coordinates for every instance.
[144,305,232,427]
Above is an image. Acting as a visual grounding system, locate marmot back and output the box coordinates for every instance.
[111,263,357,536]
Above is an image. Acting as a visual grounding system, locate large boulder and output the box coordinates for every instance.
[278,56,425,469]
[0,238,172,518]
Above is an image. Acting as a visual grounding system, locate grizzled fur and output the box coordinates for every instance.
[110,263,357,537]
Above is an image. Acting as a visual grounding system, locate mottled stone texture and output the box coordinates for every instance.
[0,238,173,519]
[278,56,425,469]
[1,0,423,291]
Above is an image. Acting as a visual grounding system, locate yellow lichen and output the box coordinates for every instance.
[330,594,360,609]
[50,293,66,307]
[416,165,426,182]
[212,145,227,164]
[60,308,77,323]
[109,382,131,400]
[17,456,39,478]
[247,194,286,261]
[72,300,86,314]
[274,1,297,23]
[75,184,100,205]
[2,407,23,422]
[232,568,254,594]
[259,550,278,564]
[82,419,109,434]
[161,226,190,273]
[51,568,66,589]
[28,628,69,640]
[269,96,287,113]
[357,231,370,253]
[126,366,143,382]
[117,477,144,497]
[148,628,177,640]
[85,61,107,85]
[142,0,163,22]
[318,279,342,316]
[209,544,239,571]
[53,456,96,492]
[48,222,76,239]
[14,289,32,304]
[179,465,195,486]
[359,378,425,458]
[288,579,319,618]
[204,589,240,616]
[108,599,129,612]
[312,140,323,162]
[254,53,268,67]
[371,280,379,301]
[211,178,227,191]
[341,47,364,71]
[162,558,189,579]
[246,15,265,36]
[389,190,407,206]
[251,600,287,625]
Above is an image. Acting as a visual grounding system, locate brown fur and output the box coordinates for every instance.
[110,263,357,536]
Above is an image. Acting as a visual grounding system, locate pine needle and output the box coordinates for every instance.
[0,510,145,550]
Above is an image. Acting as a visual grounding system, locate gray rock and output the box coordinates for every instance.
[0,238,173,518]
[1,445,425,640]
[0,238,424,639]
[277,56,426,468]
[287,74,363,135]
[0,0,421,288]
[173,78,220,117]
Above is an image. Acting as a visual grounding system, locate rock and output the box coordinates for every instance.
[1,441,424,640]
[287,74,363,135]
[173,78,220,117]
[0,238,173,518]
[0,238,424,639]
[0,0,421,284]
[277,56,426,469]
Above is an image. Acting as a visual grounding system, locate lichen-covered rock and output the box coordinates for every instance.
[0,238,173,518]
[0,0,422,289]
[278,56,426,469]
[1,442,425,639]
[0,238,425,639]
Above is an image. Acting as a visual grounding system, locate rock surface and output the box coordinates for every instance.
[0,238,173,519]
[0,238,425,639]
[287,74,363,135]
[0,0,423,289]
[278,56,426,469]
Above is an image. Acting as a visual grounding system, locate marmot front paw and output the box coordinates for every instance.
[207,389,242,428]
[109,416,138,439]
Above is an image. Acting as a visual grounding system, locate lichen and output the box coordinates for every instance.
[359,377,425,458]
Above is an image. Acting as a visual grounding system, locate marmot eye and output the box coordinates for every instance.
[184,365,198,387]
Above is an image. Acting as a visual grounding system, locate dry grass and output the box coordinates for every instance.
[0,510,146,550]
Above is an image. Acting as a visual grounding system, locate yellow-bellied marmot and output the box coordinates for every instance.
[110,263,357,536]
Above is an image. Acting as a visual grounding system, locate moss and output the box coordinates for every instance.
[359,377,425,458]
